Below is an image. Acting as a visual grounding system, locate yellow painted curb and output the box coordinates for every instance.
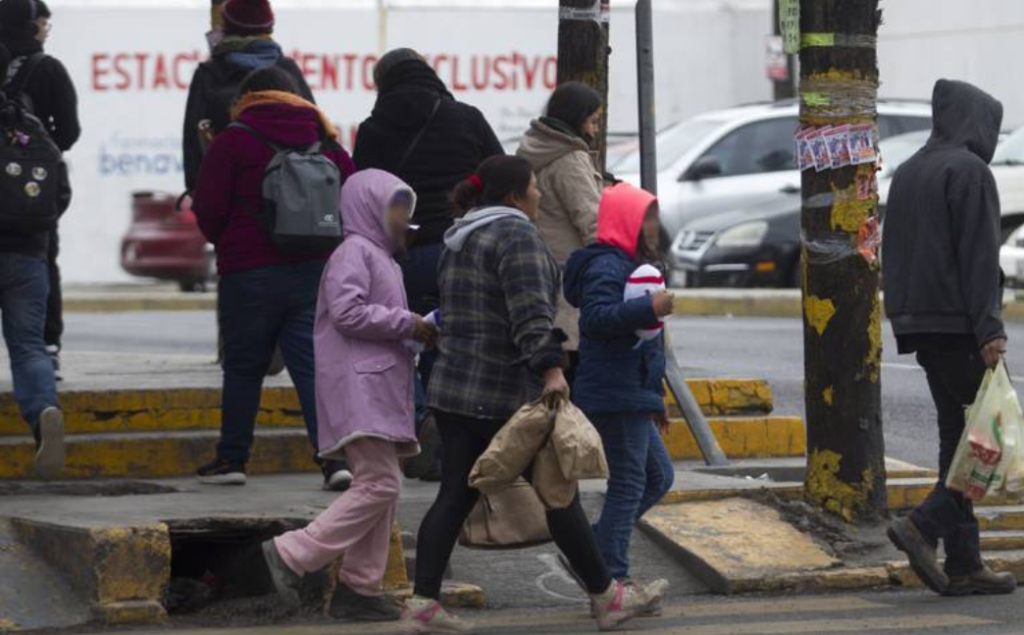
[667,378,774,417]
[0,430,317,480]
[979,507,1024,532]
[661,416,805,461]
[673,296,801,319]
[64,297,216,313]
[0,388,303,436]
[1,379,771,436]
[11,519,171,624]
[386,582,487,610]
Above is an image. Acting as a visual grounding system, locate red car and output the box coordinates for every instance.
[121,192,214,292]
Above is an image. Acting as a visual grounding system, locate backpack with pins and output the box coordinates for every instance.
[0,60,65,235]
[230,122,343,255]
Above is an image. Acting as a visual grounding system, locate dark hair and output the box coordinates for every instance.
[452,156,534,215]
[546,81,602,137]
[239,66,299,97]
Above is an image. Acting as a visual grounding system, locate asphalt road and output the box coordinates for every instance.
[87,590,1024,635]
[59,310,1024,470]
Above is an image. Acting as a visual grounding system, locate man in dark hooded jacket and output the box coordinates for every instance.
[354,49,503,481]
[883,79,1016,597]
[181,0,313,193]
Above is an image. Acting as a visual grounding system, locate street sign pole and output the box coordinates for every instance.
[636,0,727,466]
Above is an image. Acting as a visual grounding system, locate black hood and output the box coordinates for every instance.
[371,59,452,133]
[928,79,1003,164]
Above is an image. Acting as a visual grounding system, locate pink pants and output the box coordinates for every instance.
[274,437,401,596]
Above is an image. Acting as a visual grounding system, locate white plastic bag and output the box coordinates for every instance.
[946,360,1024,500]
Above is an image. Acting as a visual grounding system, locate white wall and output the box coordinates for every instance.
[39,0,1024,283]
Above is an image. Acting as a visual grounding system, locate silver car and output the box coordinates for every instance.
[613,100,933,238]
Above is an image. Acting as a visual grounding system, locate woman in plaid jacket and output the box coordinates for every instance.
[399,156,650,635]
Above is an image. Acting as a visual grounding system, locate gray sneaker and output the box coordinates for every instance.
[887,517,949,594]
[32,407,65,480]
[331,582,402,622]
[261,539,301,609]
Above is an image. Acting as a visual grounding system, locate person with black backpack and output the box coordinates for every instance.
[0,0,81,381]
[0,41,69,480]
[182,0,312,194]
[192,66,355,491]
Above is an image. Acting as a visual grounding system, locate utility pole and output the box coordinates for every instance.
[556,0,611,171]
[797,0,886,521]
[210,0,226,30]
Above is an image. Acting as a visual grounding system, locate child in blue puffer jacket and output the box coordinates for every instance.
[564,182,676,606]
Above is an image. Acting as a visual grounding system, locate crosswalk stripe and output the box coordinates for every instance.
[523,614,993,635]
[118,596,897,635]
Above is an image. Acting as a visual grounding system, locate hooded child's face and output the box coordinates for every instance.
[386,191,414,255]
[640,204,661,260]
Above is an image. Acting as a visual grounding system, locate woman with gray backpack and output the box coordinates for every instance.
[191,65,355,490]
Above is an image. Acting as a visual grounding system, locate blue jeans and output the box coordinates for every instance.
[217,261,323,464]
[0,253,57,431]
[592,414,675,579]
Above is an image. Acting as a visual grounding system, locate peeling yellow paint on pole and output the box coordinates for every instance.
[823,386,834,406]
[830,195,873,233]
[805,449,875,522]
[804,296,836,336]
[866,296,883,382]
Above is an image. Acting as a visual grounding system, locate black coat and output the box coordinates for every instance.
[353,62,504,247]
[0,38,80,153]
[182,44,313,192]
[883,79,1006,347]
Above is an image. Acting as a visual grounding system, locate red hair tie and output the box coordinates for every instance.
[468,174,483,191]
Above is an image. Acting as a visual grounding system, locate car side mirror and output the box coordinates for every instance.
[682,156,723,182]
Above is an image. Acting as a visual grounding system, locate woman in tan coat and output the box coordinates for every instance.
[517,82,604,379]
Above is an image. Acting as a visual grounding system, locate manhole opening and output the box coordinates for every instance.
[165,517,323,615]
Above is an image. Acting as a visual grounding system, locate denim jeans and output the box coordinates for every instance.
[216,261,323,464]
[592,414,676,579]
[908,336,986,576]
[44,230,62,349]
[0,253,57,430]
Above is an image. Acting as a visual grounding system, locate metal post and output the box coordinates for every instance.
[636,0,728,466]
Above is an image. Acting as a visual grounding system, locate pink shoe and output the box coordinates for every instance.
[591,580,646,631]
[399,597,473,635]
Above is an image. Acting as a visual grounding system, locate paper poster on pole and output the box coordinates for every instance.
[779,0,800,55]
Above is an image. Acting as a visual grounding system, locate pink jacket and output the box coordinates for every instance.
[315,169,420,459]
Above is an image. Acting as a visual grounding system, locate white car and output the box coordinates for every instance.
[613,100,933,238]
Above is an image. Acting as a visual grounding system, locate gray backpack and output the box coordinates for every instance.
[231,123,342,254]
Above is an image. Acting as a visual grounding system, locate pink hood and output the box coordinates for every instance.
[596,182,656,259]
[342,169,418,252]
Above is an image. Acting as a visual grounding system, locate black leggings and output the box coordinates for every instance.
[414,410,612,600]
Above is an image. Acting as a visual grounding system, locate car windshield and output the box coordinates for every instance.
[878,130,930,175]
[612,118,724,175]
[993,128,1024,166]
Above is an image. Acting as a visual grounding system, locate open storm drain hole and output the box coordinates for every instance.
[164,517,325,615]
[0,481,179,497]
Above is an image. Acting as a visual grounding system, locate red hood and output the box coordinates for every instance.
[596,182,656,259]
[236,103,324,147]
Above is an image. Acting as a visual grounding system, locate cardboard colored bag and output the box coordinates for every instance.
[946,361,1024,500]
[458,478,552,550]
[550,395,610,483]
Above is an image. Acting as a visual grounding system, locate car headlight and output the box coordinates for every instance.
[714,221,769,249]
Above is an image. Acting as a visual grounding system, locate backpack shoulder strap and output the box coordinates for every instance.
[395,97,442,173]
[228,122,283,153]
[5,53,46,94]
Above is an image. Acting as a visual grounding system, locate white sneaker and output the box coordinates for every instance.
[399,597,473,635]
[32,407,64,480]
[591,580,646,631]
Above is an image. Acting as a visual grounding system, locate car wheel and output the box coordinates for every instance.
[179,279,207,293]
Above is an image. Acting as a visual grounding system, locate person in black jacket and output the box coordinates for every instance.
[182,0,313,194]
[0,41,66,480]
[0,0,81,379]
[354,49,504,480]
[883,79,1016,598]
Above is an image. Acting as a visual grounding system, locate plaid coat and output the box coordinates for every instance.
[428,214,566,421]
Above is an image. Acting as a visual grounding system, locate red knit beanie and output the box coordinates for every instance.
[222,0,275,35]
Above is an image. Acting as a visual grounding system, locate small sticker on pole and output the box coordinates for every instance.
[779,0,800,55]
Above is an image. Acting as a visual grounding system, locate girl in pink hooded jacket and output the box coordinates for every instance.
[260,169,438,621]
